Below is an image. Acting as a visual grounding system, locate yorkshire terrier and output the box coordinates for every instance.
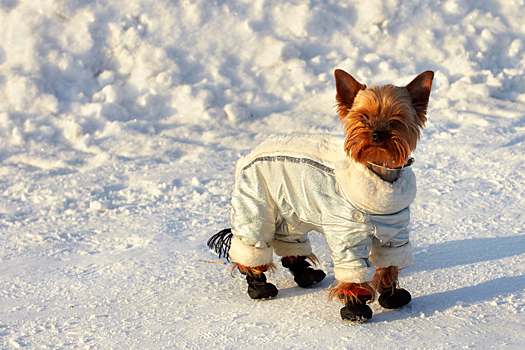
[208,69,433,323]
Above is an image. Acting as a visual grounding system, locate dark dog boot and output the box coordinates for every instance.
[339,294,373,323]
[281,256,326,288]
[378,282,411,309]
[244,271,278,300]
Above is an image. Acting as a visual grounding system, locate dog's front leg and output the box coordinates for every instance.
[328,281,376,323]
[369,234,414,309]
[373,266,411,309]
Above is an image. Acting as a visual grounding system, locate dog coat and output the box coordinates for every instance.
[228,134,417,283]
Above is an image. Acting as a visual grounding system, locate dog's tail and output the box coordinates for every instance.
[207,228,233,262]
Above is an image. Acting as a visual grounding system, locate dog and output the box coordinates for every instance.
[208,69,433,323]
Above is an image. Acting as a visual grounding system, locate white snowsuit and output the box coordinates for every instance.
[228,134,416,283]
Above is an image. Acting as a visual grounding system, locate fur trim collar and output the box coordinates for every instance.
[335,157,417,214]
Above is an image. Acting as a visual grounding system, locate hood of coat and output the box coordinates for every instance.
[334,157,417,215]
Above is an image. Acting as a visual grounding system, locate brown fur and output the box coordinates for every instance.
[232,262,277,277]
[232,253,320,277]
[335,70,433,168]
[304,253,321,267]
[327,266,403,303]
[327,281,376,304]
[372,266,400,295]
[279,253,321,266]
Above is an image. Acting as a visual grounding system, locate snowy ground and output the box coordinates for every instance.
[1,0,525,348]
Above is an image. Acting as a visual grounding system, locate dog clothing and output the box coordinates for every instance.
[228,134,417,283]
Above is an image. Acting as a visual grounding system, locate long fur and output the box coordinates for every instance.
[372,266,401,295]
[233,262,277,276]
[338,85,420,168]
[327,282,376,304]
[335,70,433,169]
[304,253,321,267]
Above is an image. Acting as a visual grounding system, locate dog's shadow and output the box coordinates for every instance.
[222,234,525,321]
[373,234,525,322]
[411,234,525,273]
[275,234,525,322]
[374,274,525,323]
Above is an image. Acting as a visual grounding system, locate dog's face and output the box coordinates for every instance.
[335,70,434,169]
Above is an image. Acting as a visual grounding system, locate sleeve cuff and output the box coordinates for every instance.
[334,265,376,283]
[369,242,413,268]
[228,237,274,267]
[273,239,312,257]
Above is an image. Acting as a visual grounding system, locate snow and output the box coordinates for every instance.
[1,0,525,348]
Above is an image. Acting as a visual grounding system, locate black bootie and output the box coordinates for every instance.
[378,282,411,309]
[243,270,278,300]
[281,256,326,288]
[339,294,373,323]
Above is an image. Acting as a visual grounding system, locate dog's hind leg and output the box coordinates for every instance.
[236,264,278,300]
[281,255,326,288]
[273,237,325,287]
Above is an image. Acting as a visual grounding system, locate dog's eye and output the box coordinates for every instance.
[360,114,368,124]
[390,120,401,127]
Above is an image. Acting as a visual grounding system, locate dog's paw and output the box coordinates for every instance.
[379,288,411,309]
[247,282,278,300]
[340,304,373,323]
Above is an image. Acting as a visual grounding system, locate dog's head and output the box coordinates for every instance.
[335,69,434,169]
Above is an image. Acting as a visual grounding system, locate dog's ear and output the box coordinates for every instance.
[406,71,434,127]
[335,69,366,109]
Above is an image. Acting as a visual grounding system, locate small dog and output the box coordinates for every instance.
[208,69,433,323]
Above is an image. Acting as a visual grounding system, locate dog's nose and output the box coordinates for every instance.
[371,131,386,143]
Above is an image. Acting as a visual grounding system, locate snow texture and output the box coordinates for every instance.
[1,0,525,348]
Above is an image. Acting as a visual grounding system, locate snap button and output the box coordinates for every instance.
[352,211,363,221]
